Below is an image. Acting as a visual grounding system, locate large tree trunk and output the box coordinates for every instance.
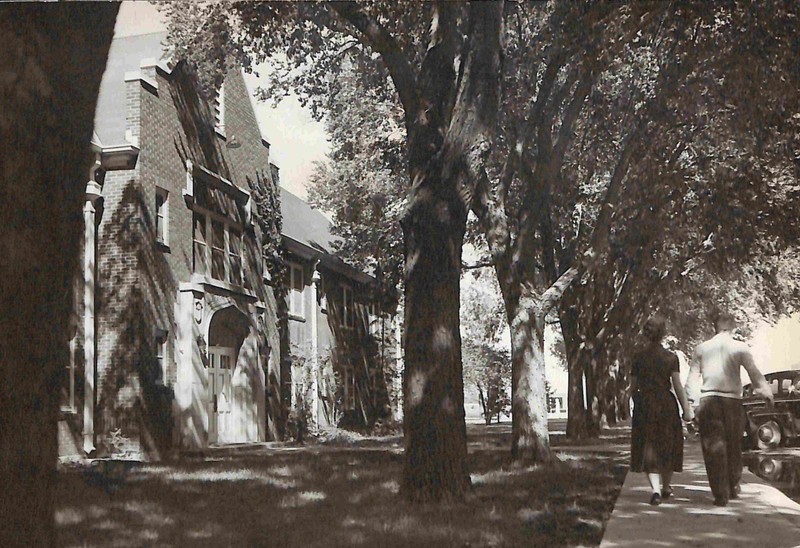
[398,1,504,502]
[585,353,606,434]
[400,192,470,502]
[0,4,118,546]
[509,297,551,462]
[616,366,632,421]
[560,303,592,439]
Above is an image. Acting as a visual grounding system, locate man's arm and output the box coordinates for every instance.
[684,348,702,407]
[740,348,773,402]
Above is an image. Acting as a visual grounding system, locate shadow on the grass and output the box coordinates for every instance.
[55,427,627,547]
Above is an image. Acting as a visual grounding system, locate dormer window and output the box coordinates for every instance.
[214,83,225,136]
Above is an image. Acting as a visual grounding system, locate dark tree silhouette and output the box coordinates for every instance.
[0,4,118,545]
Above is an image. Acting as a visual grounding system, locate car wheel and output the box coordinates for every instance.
[757,457,784,481]
[756,420,782,450]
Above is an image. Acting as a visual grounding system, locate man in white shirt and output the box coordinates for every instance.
[685,312,773,506]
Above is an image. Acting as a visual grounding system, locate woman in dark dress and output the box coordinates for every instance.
[630,316,694,505]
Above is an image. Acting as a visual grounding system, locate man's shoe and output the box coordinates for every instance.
[713,497,728,507]
[661,486,673,499]
[650,492,662,506]
[730,484,741,499]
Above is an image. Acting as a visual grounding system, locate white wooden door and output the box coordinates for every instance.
[208,346,235,444]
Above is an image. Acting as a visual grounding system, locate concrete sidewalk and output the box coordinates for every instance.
[601,438,800,547]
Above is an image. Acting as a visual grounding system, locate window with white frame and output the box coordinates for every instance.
[229,227,242,286]
[211,219,225,280]
[155,187,169,246]
[368,302,381,336]
[342,284,354,328]
[155,329,169,385]
[192,209,245,286]
[214,83,225,135]
[547,396,564,414]
[288,262,305,317]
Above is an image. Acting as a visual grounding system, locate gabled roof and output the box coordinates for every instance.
[94,31,168,145]
[280,187,339,254]
[280,188,372,284]
[94,31,370,285]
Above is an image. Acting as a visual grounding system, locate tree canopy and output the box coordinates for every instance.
[162,0,800,497]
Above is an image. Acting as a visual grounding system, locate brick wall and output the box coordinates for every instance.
[90,60,282,457]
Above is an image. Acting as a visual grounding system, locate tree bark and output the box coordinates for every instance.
[509,296,551,462]
[399,1,504,502]
[477,385,490,425]
[560,304,591,439]
[0,4,118,546]
[400,188,471,502]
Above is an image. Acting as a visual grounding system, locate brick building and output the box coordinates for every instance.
[59,32,281,459]
[59,32,400,459]
[280,190,401,431]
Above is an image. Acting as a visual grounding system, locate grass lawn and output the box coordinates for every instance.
[55,422,629,547]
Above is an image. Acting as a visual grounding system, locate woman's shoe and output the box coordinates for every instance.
[650,492,662,505]
[661,486,673,499]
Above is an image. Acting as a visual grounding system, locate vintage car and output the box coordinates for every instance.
[742,369,800,449]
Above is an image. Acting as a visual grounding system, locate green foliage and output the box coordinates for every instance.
[306,59,407,303]
[250,167,286,291]
[160,2,434,113]
[551,1,800,365]
[160,0,800,439]
[286,348,317,443]
[461,271,511,424]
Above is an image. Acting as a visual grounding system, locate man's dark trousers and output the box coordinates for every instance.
[697,396,744,503]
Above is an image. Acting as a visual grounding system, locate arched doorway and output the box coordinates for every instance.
[207,306,249,444]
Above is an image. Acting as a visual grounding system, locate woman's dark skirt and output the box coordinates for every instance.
[630,390,683,473]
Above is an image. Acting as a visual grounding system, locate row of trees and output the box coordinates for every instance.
[162,1,800,501]
[4,5,800,543]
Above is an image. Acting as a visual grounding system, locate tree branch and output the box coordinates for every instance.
[462,259,495,271]
[472,166,517,312]
[537,265,581,321]
[446,1,505,210]
[418,1,461,131]
[552,68,594,164]
[330,1,420,125]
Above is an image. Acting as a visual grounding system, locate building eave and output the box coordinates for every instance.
[90,138,140,171]
[283,235,374,286]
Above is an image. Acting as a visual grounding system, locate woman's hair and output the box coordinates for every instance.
[643,316,667,343]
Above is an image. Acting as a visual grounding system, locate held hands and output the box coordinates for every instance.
[682,408,695,422]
